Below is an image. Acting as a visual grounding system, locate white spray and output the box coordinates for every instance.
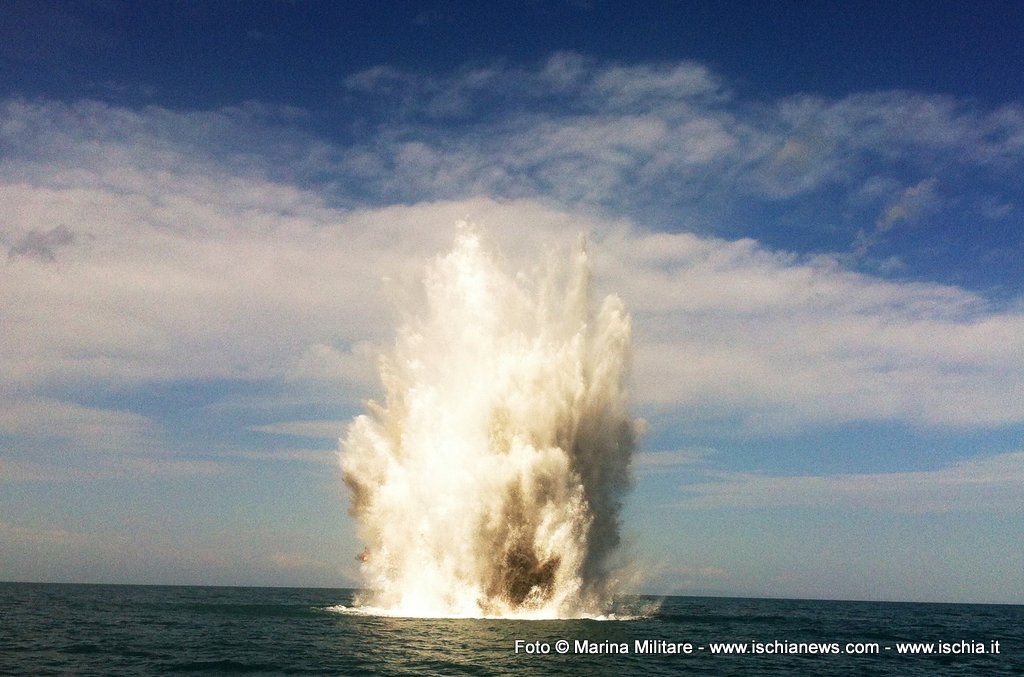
[339,226,636,618]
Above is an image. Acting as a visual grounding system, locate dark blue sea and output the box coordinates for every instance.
[1,583,1020,675]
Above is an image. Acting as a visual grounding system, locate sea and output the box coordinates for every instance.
[1,583,1020,676]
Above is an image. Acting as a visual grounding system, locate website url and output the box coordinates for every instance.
[706,640,1000,655]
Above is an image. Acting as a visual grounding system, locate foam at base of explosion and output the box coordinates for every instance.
[323,599,660,621]
[339,226,636,619]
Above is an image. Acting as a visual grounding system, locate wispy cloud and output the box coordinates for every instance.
[248,420,349,441]
[875,178,941,233]
[0,519,87,545]
[0,397,156,454]
[853,177,941,261]
[2,58,1024,481]
[228,448,336,465]
[0,456,225,482]
[334,55,1024,237]
[634,448,713,468]
[678,451,1024,514]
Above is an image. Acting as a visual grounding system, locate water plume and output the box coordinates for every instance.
[340,226,637,618]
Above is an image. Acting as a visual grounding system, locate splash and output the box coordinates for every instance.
[339,226,637,619]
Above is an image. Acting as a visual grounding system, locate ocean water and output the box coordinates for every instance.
[1,583,1020,676]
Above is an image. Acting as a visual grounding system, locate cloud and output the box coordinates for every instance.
[0,387,222,483]
[598,228,1024,430]
[228,448,336,464]
[333,55,1024,234]
[0,517,252,585]
[0,177,387,388]
[875,178,940,233]
[2,77,1024,481]
[7,224,78,261]
[852,178,941,261]
[288,342,380,391]
[589,61,725,108]
[677,451,1024,514]
[0,98,321,188]
[2,140,1023,454]
[1,61,1022,599]
[248,420,350,441]
[0,397,156,454]
[634,448,713,468]
[343,52,724,118]
[0,519,86,545]
[0,456,225,482]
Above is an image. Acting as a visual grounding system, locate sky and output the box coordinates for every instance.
[1,0,1023,604]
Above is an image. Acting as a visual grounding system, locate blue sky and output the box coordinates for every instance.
[2,1,1023,603]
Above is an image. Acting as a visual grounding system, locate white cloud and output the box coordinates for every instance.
[2,85,1024,479]
[1,177,391,387]
[0,397,155,454]
[332,56,1024,225]
[288,342,378,390]
[677,451,1024,514]
[634,448,713,468]
[597,229,1024,430]
[0,456,224,482]
[248,420,349,441]
[228,448,336,464]
[3,165,1023,452]
[590,61,724,108]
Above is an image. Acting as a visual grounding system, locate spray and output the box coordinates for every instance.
[340,226,636,618]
